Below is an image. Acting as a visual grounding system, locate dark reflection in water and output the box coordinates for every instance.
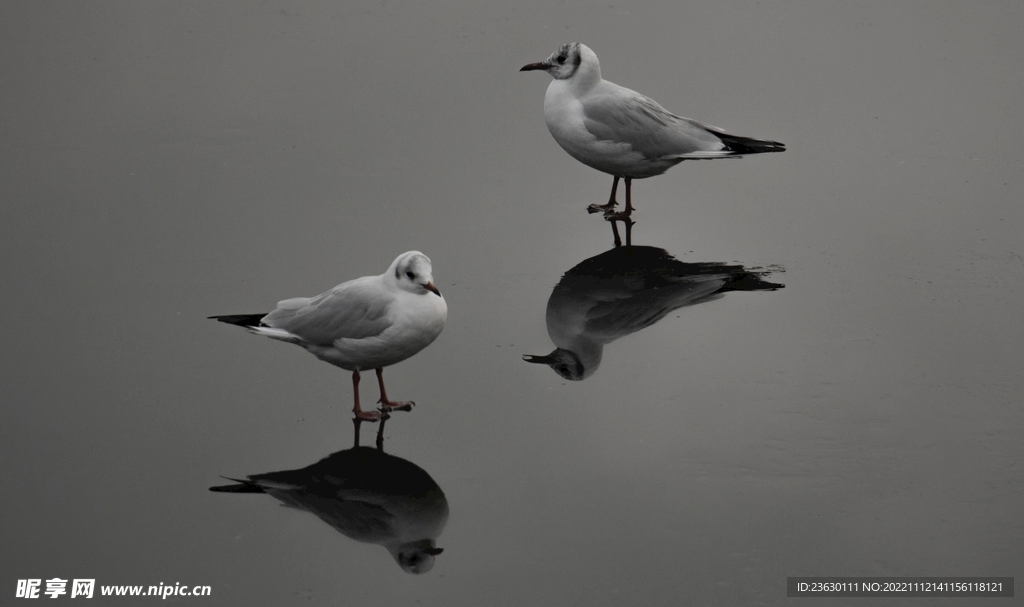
[210,419,448,574]
[524,246,784,380]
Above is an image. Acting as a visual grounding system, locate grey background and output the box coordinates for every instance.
[2,1,1021,605]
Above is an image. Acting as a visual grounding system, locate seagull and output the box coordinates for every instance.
[523,246,783,380]
[521,43,785,220]
[210,251,447,421]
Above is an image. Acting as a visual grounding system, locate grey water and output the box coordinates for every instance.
[2,2,1021,605]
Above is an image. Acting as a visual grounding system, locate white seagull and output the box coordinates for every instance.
[211,251,447,421]
[521,43,785,219]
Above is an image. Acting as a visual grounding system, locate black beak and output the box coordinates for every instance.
[522,354,553,364]
[520,62,549,72]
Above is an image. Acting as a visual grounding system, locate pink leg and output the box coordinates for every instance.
[604,178,635,220]
[352,370,387,422]
[376,368,415,412]
[587,176,620,214]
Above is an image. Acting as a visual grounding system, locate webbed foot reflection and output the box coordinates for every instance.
[608,214,634,248]
[523,246,783,380]
[211,419,448,574]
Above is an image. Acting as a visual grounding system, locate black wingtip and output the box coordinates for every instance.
[208,313,267,328]
[717,132,786,155]
[209,477,264,493]
[721,273,785,292]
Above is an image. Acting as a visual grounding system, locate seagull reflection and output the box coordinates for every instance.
[210,419,448,574]
[524,246,783,380]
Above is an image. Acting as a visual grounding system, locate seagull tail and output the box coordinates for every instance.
[720,271,785,292]
[209,477,266,493]
[716,132,786,155]
[208,313,267,328]
[208,314,299,343]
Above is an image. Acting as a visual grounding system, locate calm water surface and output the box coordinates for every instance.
[2,2,1021,605]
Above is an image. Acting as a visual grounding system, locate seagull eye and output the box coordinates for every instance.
[406,271,415,279]
[557,54,566,64]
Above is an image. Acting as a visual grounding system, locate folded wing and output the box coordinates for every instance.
[581,84,783,160]
[581,85,726,160]
[262,278,393,346]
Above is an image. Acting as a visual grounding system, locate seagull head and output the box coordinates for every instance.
[391,251,442,297]
[392,540,444,574]
[520,42,589,80]
[522,348,588,381]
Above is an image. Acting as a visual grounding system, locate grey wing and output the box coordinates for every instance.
[262,278,393,346]
[582,276,729,339]
[583,296,674,339]
[581,84,729,159]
